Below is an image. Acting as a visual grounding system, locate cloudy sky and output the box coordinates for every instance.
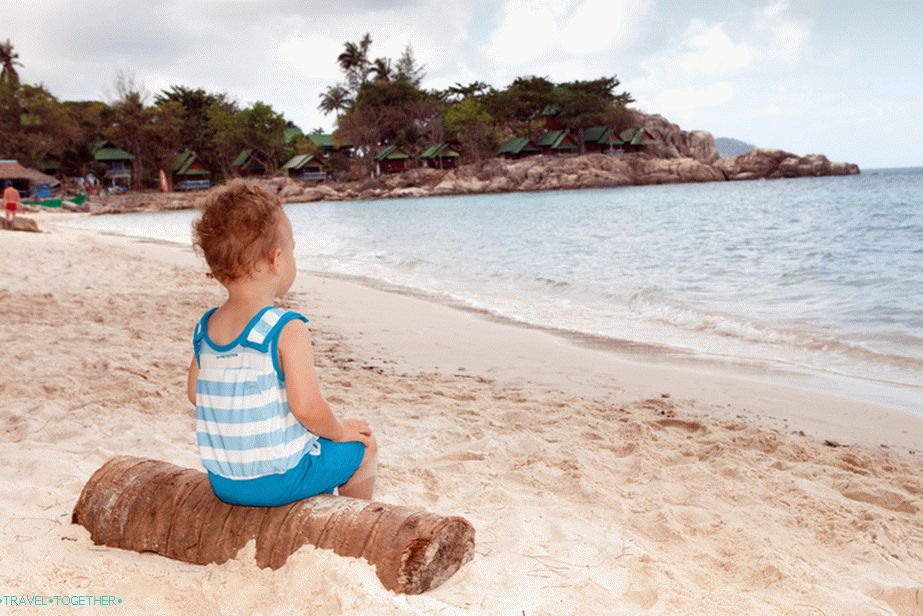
[3,0,921,167]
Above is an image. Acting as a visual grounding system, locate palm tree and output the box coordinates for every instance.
[317,84,353,117]
[0,39,23,87]
[370,57,393,83]
[446,81,489,102]
[337,33,372,91]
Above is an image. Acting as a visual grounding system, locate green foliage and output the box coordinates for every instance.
[0,39,22,88]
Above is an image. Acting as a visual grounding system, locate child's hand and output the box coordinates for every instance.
[338,418,373,446]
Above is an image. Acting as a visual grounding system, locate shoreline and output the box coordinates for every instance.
[49,213,923,427]
[2,221,922,614]
[46,218,923,452]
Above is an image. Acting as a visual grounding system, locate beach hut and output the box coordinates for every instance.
[0,159,60,198]
[619,128,657,153]
[307,133,354,158]
[496,137,540,160]
[536,130,580,156]
[92,140,133,188]
[230,149,266,177]
[281,153,326,182]
[419,143,460,170]
[373,146,410,175]
[541,105,562,130]
[577,126,628,156]
[172,152,211,191]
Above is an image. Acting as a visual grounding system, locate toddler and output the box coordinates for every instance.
[187,181,377,506]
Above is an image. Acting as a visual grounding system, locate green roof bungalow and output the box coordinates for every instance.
[92,140,133,188]
[307,133,354,157]
[172,152,211,191]
[419,143,460,170]
[281,153,326,182]
[619,127,657,153]
[541,104,562,130]
[496,136,540,160]
[231,149,266,177]
[373,145,410,175]
[579,125,628,156]
[536,130,579,157]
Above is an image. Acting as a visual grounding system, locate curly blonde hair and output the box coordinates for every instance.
[191,180,283,284]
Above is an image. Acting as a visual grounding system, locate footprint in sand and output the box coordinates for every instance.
[837,482,918,514]
[654,418,705,433]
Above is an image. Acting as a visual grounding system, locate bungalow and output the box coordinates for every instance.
[281,153,326,182]
[172,152,211,191]
[419,143,460,170]
[0,159,59,198]
[307,133,354,157]
[619,128,657,153]
[231,149,266,177]
[92,140,133,188]
[373,145,410,175]
[579,126,628,156]
[541,104,562,130]
[536,130,579,156]
[496,136,540,160]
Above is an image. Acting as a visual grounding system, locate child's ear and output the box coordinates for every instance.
[269,248,283,275]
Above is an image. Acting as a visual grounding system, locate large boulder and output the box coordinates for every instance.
[714,148,860,180]
[638,113,719,163]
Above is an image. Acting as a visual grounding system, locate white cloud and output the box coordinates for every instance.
[679,20,753,76]
[656,82,734,111]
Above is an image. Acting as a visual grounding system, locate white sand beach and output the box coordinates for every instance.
[1,221,921,615]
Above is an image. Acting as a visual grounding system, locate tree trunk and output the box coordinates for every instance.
[71,456,475,594]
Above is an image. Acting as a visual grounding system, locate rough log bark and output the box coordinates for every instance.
[1,216,40,232]
[71,456,476,594]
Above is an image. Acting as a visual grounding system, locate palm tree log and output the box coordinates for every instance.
[71,456,475,594]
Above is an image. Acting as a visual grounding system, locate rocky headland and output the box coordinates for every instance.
[25,113,859,215]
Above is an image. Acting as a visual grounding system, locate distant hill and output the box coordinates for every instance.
[715,137,755,158]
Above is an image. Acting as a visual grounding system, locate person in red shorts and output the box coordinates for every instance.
[4,180,20,224]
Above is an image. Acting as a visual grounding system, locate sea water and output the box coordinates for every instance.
[61,168,923,410]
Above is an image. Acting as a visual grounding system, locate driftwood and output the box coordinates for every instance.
[1,216,40,232]
[71,456,475,594]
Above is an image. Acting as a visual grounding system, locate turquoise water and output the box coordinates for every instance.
[62,168,923,409]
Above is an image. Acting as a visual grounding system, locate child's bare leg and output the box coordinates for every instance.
[338,436,377,500]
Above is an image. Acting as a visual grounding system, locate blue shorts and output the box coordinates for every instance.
[207,438,365,507]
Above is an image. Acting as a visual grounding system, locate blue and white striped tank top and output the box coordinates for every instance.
[192,306,319,479]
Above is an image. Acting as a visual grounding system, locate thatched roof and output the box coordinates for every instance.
[0,160,58,185]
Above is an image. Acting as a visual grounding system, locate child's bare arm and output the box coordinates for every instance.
[187,354,198,406]
[279,320,371,444]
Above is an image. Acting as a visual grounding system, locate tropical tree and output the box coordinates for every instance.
[443,97,494,162]
[317,84,352,118]
[394,44,425,87]
[108,71,149,189]
[0,39,22,87]
[551,76,634,151]
[370,57,393,83]
[337,33,372,92]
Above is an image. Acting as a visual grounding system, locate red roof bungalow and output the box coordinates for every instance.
[231,149,267,177]
[496,137,540,160]
[172,152,211,191]
[536,130,579,156]
[619,128,657,153]
[373,145,410,175]
[541,105,562,130]
[419,143,460,169]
